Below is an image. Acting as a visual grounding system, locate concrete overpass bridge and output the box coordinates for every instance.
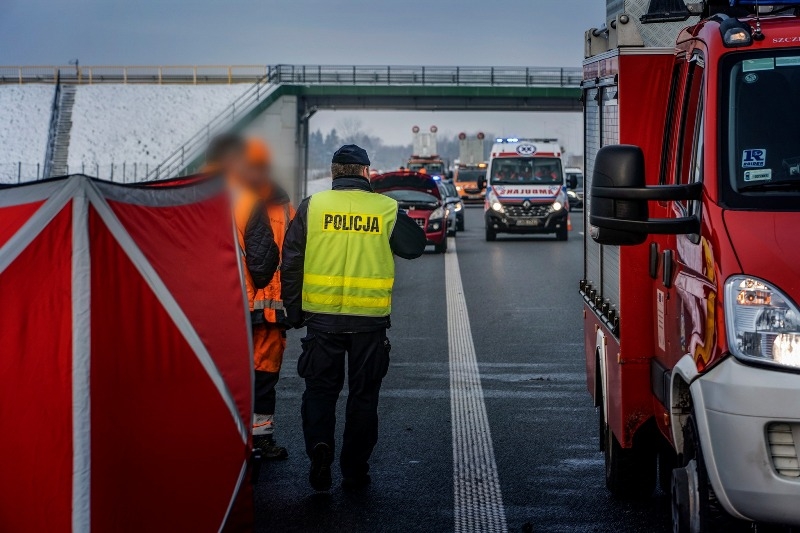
[4,64,582,198]
[154,65,582,200]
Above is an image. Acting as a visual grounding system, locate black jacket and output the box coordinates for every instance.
[281,175,427,332]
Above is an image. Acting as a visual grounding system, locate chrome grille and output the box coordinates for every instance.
[505,204,551,218]
[768,423,800,478]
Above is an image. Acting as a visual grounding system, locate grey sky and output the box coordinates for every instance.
[1,0,604,156]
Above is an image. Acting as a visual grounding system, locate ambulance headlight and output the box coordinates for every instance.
[725,276,800,369]
[487,189,504,213]
[429,206,444,221]
[552,201,563,212]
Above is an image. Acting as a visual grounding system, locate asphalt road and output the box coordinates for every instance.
[254,206,671,532]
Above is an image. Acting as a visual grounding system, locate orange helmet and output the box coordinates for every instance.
[245,137,272,167]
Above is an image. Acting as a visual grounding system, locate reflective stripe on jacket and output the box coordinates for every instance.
[302,189,397,317]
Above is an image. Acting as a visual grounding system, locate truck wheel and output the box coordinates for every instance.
[485,228,496,242]
[434,237,448,254]
[671,414,748,533]
[601,397,656,499]
[556,225,569,241]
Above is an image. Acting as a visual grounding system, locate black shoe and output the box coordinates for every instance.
[309,443,333,492]
[253,435,288,461]
[342,474,371,491]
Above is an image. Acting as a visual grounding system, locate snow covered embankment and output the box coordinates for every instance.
[0,85,55,183]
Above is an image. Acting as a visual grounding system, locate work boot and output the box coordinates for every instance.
[253,434,288,461]
[309,443,333,492]
[342,474,371,491]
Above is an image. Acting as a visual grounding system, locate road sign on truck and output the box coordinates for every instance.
[582,0,800,530]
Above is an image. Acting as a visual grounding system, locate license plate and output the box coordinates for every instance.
[516,219,540,227]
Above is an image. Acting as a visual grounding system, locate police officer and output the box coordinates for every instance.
[281,145,426,492]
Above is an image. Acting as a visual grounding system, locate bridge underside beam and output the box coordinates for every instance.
[302,95,581,112]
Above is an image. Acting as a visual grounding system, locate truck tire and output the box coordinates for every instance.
[556,225,569,241]
[600,396,657,499]
[485,228,496,242]
[672,414,749,533]
[434,237,448,254]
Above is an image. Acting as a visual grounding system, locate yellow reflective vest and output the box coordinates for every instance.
[303,189,398,317]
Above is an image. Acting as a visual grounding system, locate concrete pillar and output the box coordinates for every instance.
[245,94,300,202]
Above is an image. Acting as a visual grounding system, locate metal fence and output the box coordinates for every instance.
[1,64,583,88]
[0,65,270,85]
[266,65,583,87]
[0,162,160,184]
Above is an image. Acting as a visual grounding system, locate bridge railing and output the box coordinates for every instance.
[145,76,278,180]
[0,65,270,85]
[266,65,583,87]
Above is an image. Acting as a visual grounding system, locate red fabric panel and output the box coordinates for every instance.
[0,205,73,532]
[89,209,246,532]
[107,195,251,428]
[0,201,45,248]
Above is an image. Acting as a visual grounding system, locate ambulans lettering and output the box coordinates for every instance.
[742,149,767,168]
[494,185,561,197]
[323,213,382,234]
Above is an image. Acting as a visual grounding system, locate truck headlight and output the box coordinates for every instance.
[725,276,800,369]
[429,206,444,221]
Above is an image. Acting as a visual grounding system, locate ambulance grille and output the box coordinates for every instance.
[505,204,551,218]
[767,423,800,478]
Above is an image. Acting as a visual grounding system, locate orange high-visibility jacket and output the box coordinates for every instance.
[234,186,295,323]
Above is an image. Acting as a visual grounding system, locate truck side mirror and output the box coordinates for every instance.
[568,175,578,190]
[590,145,702,246]
[446,170,454,180]
[590,145,649,246]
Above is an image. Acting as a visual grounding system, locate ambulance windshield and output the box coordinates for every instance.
[724,51,800,209]
[490,157,563,185]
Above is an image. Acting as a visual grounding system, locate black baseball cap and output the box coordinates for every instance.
[332,144,371,166]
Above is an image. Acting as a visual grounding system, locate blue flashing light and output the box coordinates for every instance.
[731,0,800,5]
[432,175,442,181]
[495,138,504,143]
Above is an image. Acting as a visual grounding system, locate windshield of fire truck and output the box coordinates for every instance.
[408,162,445,175]
[490,157,563,185]
[724,51,800,209]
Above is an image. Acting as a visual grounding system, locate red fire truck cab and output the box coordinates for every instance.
[582,0,800,530]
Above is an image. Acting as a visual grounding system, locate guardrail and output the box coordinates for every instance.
[0,65,270,85]
[265,64,583,87]
[1,64,583,87]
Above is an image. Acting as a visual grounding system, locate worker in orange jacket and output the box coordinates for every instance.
[232,138,295,460]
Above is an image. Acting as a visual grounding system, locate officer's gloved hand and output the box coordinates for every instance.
[275,309,295,330]
[284,307,304,330]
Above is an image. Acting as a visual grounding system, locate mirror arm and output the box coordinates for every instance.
[591,182,702,202]
[589,214,700,235]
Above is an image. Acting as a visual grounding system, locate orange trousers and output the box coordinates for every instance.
[252,323,286,373]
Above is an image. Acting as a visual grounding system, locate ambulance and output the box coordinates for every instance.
[582,0,800,529]
[482,138,569,241]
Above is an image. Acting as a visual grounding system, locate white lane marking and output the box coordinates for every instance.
[446,237,508,532]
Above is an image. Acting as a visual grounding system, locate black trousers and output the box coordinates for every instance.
[254,370,279,415]
[298,328,390,478]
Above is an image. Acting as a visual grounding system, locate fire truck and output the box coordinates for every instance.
[407,125,447,177]
[453,132,488,203]
[582,0,800,529]
[483,138,569,241]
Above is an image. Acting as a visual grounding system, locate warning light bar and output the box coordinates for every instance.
[730,0,800,5]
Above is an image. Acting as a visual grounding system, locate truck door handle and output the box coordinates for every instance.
[662,250,674,289]
[649,242,659,279]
